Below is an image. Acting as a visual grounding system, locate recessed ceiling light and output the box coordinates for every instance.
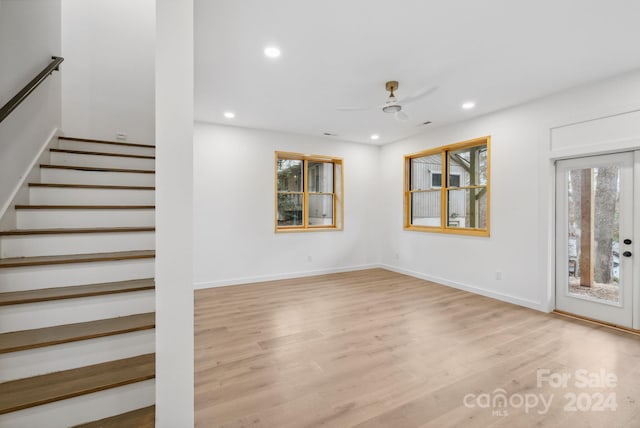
[223,112,235,119]
[264,46,281,58]
[462,101,476,110]
[370,134,380,140]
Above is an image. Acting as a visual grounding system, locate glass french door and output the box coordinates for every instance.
[555,152,635,328]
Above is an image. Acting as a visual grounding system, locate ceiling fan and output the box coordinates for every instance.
[337,81,437,122]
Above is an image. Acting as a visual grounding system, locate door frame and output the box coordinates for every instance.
[553,150,639,329]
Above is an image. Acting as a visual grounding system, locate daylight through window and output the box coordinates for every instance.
[404,136,490,236]
[276,152,343,232]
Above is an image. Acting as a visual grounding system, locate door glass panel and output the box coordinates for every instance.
[566,165,620,304]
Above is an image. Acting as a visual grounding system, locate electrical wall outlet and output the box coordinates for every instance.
[496,271,503,280]
[307,255,313,262]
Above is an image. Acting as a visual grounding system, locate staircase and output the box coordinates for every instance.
[0,136,156,427]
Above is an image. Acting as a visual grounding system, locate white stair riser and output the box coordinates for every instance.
[0,232,155,258]
[41,168,155,186]
[0,379,155,428]
[0,259,154,292]
[50,152,155,170]
[0,329,155,382]
[17,209,154,229]
[58,140,155,157]
[0,290,154,333]
[30,187,155,205]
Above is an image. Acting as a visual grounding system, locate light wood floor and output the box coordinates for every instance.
[194,269,640,427]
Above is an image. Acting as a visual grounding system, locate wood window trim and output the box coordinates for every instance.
[275,151,344,233]
[404,136,491,237]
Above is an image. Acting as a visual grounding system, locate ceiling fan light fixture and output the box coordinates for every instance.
[382,104,402,114]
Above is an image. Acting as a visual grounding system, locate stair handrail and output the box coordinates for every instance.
[0,56,64,125]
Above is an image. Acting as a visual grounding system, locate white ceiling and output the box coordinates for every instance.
[195,0,640,145]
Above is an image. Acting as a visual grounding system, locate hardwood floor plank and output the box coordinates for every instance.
[0,313,155,353]
[0,354,155,414]
[0,250,155,268]
[194,269,640,427]
[0,227,155,236]
[58,136,155,148]
[73,405,155,428]
[50,148,155,160]
[0,278,154,306]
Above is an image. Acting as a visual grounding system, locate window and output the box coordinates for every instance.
[404,136,490,236]
[275,151,343,232]
[431,173,460,188]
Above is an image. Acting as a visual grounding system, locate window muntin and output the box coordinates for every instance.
[404,137,490,236]
[431,173,460,188]
[275,152,343,232]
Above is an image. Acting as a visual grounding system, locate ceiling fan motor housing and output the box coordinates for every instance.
[383,80,402,113]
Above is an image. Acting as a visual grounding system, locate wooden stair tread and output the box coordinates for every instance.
[0,250,155,269]
[15,205,155,210]
[0,313,155,354]
[50,148,155,160]
[0,227,155,236]
[40,164,155,174]
[0,278,155,306]
[0,353,155,414]
[29,183,155,190]
[73,405,155,428]
[59,136,155,149]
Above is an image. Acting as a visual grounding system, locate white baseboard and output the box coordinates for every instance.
[193,264,379,289]
[193,262,546,314]
[0,127,60,229]
[379,264,546,312]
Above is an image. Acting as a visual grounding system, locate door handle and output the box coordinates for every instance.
[623,251,632,257]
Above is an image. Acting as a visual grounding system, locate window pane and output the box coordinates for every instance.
[309,162,333,193]
[411,191,441,227]
[308,194,333,225]
[448,145,488,186]
[277,193,303,226]
[447,188,487,229]
[277,159,303,192]
[411,154,441,190]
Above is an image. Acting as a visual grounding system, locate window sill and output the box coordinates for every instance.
[404,225,490,237]
[275,226,343,233]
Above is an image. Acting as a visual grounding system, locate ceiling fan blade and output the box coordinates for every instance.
[336,106,371,112]
[398,86,438,105]
[395,111,409,122]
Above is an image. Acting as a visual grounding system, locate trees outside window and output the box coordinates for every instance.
[404,136,490,236]
[276,152,343,232]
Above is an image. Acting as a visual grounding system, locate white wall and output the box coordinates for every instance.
[379,69,640,312]
[155,0,193,425]
[61,0,155,145]
[0,0,61,213]
[194,123,381,288]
